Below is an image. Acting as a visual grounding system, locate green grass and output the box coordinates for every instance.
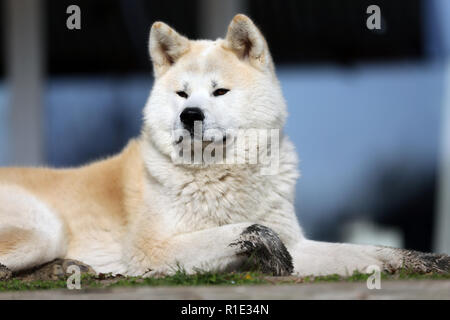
[1,269,449,292]
[0,271,267,292]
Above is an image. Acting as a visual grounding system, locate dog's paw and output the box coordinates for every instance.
[229,224,293,276]
[142,267,175,278]
[15,259,96,281]
[398,250,450,274]
[0,263,12,280]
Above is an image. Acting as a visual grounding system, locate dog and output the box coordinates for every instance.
[0,14,448,278]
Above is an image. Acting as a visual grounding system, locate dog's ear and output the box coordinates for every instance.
[149,22,190,78]
[224,14,272,71]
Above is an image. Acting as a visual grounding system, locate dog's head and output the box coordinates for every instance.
[143,14,286,162]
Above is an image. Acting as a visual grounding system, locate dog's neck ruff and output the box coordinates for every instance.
[140,134,277,229]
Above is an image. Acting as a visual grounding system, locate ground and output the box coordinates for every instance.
[0,259,449,299]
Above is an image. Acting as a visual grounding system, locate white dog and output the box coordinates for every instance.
[0,14,448,279]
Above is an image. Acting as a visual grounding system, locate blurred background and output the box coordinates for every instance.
[0,0,449,254]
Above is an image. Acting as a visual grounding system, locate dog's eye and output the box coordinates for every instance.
[176,91,188,99]
[213,88,230,97]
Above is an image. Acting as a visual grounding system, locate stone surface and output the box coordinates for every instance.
[1,280,449,300]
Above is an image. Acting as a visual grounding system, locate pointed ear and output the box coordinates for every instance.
[224,14,272,71]
[149,22,190,78]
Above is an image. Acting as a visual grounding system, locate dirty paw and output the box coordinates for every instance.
[230,224,293,276]
[142,265,180,278]
[0,263,12,280]
[15,259,96,281]
[400,250,450,274]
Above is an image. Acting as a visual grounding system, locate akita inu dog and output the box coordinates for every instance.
[0,15,448,279]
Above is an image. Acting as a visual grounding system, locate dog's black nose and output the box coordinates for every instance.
[180,107,205,130]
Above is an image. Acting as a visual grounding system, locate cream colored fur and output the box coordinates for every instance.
[0,15,426,277]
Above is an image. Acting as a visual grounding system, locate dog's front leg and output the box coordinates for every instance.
[290,239,450,277]
[143,223,293,277]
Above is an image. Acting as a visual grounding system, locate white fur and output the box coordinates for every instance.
[136,16,402,276]
[0,185,66,270]
[0,15,410,277]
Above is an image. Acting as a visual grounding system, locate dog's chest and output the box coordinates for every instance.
[168,167,268,229]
